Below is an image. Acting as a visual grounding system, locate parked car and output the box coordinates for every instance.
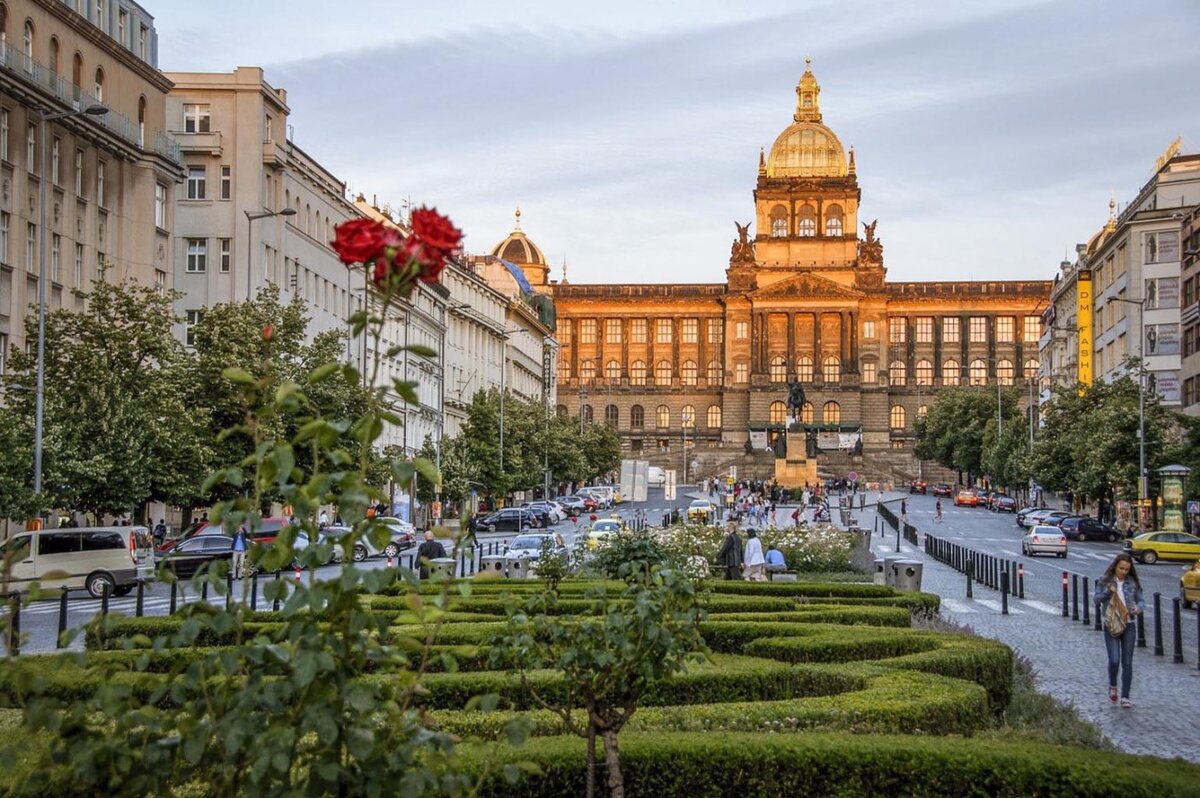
[991,495,1017,513]
[157,534,238,579]
[578,487,614,509]
[1022,525,1068,558]
[976,491,995,509]
[953,490,978,507]
[909,480,927,495]
[158,515,293,554]
[585,518,624,549]
[2,526,155,598]
[556,496,587,516]
[504,532,570,568]
[524,501,565,523]
[1180,560,1200,609]
[319,523,412,562]
[1058,516,1120,542]
[1124,531,1200,565]
[1015,507,1042,528]
[519,504,553,528]
[566,494,599,512]
[931,483,953,498]
[686,499,716,523]
[1024,509,1070,528]
[480,508,541,533]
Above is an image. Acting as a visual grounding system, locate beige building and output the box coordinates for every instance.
[0,0,182,370]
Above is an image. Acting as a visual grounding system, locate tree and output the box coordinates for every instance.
[914,386,1018,483]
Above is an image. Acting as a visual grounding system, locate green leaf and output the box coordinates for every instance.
[308,362,339,384]
[221,367,256,384]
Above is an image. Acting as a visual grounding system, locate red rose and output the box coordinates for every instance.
[263,323,273,341]
[410,207,463,257]
[331,218,389,266]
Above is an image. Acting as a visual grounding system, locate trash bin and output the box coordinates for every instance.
[873,558,886,586]
[505,556,531,579]
[883,555,906,588]
[428,557,456,579]
[892,560,924,592]
[480,554,507,576]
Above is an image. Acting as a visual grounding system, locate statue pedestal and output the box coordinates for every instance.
[774,430,818,489]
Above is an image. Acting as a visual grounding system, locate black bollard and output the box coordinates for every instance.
[1136,609,1147,648]
[101,582,110,616]
[272,570,282,612]
[1196,608,1200,671]
[1071,574,1079,621]
[250,571,259,610]
[9,592,20,656]
[1172,598,1184,664]
[169,580,178,614]
[1061,571,1069,617]
[226,570,234,611]
[459,549,467,579]
[1081,577,1090,625]
[57,587,68,648]
[1001,571,1009,615]
[201,579,209,603]
[1153,593,1164,656]
[136,580,145,617]
[966,559,974,599]
[1017,563,1025,599]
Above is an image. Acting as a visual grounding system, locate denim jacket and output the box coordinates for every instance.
[1094,576,1145,631]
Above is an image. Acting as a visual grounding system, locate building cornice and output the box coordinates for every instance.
[36,0,174,93]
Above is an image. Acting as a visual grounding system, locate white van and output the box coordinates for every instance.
[647,467,666,488]
[2,526,156,598]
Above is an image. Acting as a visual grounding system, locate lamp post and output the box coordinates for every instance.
[244,208,296,301]
[33,102,109,498]
[1107,295,1147,523]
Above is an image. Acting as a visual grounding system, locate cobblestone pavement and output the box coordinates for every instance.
[857,493,1200,763]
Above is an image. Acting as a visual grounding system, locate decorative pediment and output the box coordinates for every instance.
[749,272,865,300]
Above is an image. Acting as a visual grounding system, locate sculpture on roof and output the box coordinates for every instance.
[731,221,756,264]
[857,219,883,266]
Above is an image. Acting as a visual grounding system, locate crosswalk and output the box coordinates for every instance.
[941,597,1063,615]
[18,594,266,617]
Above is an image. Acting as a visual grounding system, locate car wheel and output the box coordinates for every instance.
[111,584,134,597]
[1077,532,1086,542]
[1107,532,1118,543]
[1182,593,1194,610]
[384,542,400,558]
[85,571,116,599]
[488,524,496,533]
[1141,551,1158,565]
[353,544,368,562]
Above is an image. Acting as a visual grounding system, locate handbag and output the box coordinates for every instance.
[1105,587,1129,636]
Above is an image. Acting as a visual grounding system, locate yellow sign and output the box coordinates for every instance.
[1155,136,1182,173]
[1077,269,1093,386]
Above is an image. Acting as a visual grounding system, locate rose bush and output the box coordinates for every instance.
[331,207,462,292]
[649,522,856,575]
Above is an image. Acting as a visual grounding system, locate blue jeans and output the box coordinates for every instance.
[1104,628,1136,698]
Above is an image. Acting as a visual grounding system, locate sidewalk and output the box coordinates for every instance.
[858,494,1200,763]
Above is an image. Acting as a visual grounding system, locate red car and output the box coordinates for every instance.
[157,516,293,554]
[954,490,978,508]
[931,483,953,498]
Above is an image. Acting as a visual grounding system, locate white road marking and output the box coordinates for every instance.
[940,598,978,613]
[974,598,1023,613]
[1018,599,1063,615]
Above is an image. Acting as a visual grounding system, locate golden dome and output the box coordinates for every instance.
[490,206,547,266]
[765,59,848,178]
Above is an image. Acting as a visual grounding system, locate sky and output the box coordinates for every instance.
[151,0,1200,285]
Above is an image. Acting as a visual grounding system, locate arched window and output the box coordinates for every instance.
[796,204,817,237]
[707,359,722,386]
[769,401,787,425]
[605,404,619,427]
[556,361,570,381]
[770,204,788,238]
[1024,358,1039,381]
[890,405,907,429]
[655,359,672,384]
[796,355,813,383]
[707,404,722,429]
[917,404,928,419]
[997,358,1014,386]
[136,96,145,147]
[304,204,311,235]
[769,355,787,383]
[681,404,695,428]
[823,401,841,425]
[93,67,104,101]
[801,401,814,424]
[0,4,7,44]
[582,405,594,423]
[681,359,698,386]
[943,359,960,387]
[969,358,987,386]
[72,51,82,87]
[823,355,841,383]
[605,359,621,382]
[556,404,567,418]
[915,359,933,386]
[631,404,644,428]
[824,203,843,237]
[48,36,58,73]
[630,360,647,386]
[579,359,596,382]
[656,405,670,428]
[22,19,32,61]
[890,360,907,387]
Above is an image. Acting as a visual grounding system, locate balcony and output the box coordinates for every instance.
[262,139,287,168]
[174,130,222,156]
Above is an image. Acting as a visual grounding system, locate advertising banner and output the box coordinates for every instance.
[1077,270,1093,385]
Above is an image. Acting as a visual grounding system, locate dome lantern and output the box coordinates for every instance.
[765,59,848,179]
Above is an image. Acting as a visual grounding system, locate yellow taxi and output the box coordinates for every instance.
[585,519,624,550]
[1123,531,1200,565]
[1180,560,1200,609]
[953,490,978,508]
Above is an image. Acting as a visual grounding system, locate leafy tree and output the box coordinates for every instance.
[914,386,1018,483]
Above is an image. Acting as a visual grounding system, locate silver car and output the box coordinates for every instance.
[1022,525,1068,558]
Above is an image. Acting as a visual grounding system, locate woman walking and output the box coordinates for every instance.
[1094,553,1145,707]
[743,529,766,581]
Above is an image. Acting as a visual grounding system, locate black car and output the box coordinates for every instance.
[158,534,237,578]
[909,481,927,495]
[1058,516,1120,543]
[931,483,953,498]
[480,508,541,533]
[991,495,1017,513]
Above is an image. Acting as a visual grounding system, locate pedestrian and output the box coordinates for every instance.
[934,500,943,523]
[716,526,743,580]
[153,518,167,544]
[231,525,249,579]
[743,529,766,581]
[416,530,447,579]
[466,512,479,546]
[1094,553,1145,708]
[769,501,777,527]
[790,507,801,527]
[764,545,787,576]
[318,509,329,529]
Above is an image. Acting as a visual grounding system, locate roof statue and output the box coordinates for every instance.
[731,221,756,264]
[858,219,883,265]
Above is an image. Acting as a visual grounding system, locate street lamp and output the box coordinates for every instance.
[33,102,108,498]
[244,208,297,300]
[1107,295,1147,520]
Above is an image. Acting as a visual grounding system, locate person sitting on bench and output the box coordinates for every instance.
[764,546,787,574]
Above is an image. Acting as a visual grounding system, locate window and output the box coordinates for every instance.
[735,321,749,340]
[25,124,34,172]
[263,112,273,142]
[996,358,1014,386]
[861,360,876,384]
[583,405,595,424]
[1024,358,1038,381]
[183,104,211,133]
[889,360,906,387]
[681,359,698,386]
[862,320,876,339]
[579,359,596,382]
[996,316,1014,343]
[770,401,787,425]
[942,317,960,343]
[93,67,103,102]
[824,204,843,237]
[94,0,104,28]
[154,183,166,227]
[630,360,647,386]
[796,204,816,237]
[943,359,960,386]
[118,9,127,44]
[50,136,59,184]
[770,204,787,237]
[656,405,670,428]
[220,166,231,200]
[915,317,933,343]
[823,401,841,425]
[655,359,672,384]
[579,319,596,343]
[186,166,206,200]
[0,212,7,265]
[631,405,644,428]
[890,405,907,429]
[630,318,647,343]
[605,404,619,428]
[21,19,31,65]
[655,318,672,343]
[915,359,933,386]
[735,362,749,383]
[708,319,723,343]
[707,405,721,429]
[185,309,203,346]
[73,148,83,194]
[154,269,165,294]
[796,355,813,383]
[604,318,621,344]
[24,223,33,272]
[73,242,82,285]
[969,358,987,386]
[707,360,722,386]
[889,317,906,343]
[0,332,6,374]
[769,356,787,383]
[969,316,988,343]
[219,238,231,273]
[50,234,59,281]
[138,25,147,60]
[96,161,105,206]
[822,356,840,383]
[682,318,698,343]
[918,405,928,420]
[0,109,8,161]
[1024,315,1041,343]
[604,359,621,382]
[556,362,570,382]
[681,405,695,428]
[185,238,207,273]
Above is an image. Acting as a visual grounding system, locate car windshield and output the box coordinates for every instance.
[510,535,551,550]
[690,501,709,508]
[592,521,620,532]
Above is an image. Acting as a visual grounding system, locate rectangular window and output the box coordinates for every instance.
[579,318,596,344]
[889,317,906,343]
[154,183,166,227]
[942,317,960,343]
[185,309,203,347]
[51,234,59,282]
[220,165,231,200]
[708,318,723,343]
[1023,315,1041,343]
[186,238,207,273]
[219,238,231,273]
[604,318,621,344]
[26,125,35,173]
[558,322,571,343]
[682,318,698,344]
[96,161,106,207]
[96,250,105,275]
[862,361,877,384]
[0,109,8,161]
[0,332,6,375]
[969,316,988,343]
[25,223,34,273]
[915,317,933,343]
[118,9,127,45]
[183,104,211,134]
[95,0,105,28]
[186,166,206,200]
[862,320,876,339]
[735,321,748,340]
[139,25,148,60]
[51,137,60,185]
[735,362,749,383]
[263,113,272,142]
[655,318,673,343]
[0,212,8,265]
[74,149,84,195]
[630,318,647,343]
[74,242,83,285]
